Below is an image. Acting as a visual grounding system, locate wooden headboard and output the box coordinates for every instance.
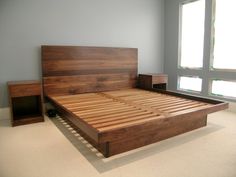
[41,46,138,96]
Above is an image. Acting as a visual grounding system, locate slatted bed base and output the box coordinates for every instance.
[48,89,228,157]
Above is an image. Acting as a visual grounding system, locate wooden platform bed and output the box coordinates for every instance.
[42,46,228,157]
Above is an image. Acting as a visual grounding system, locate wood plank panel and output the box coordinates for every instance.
[98,115,164,132]
[75,106,135,116]
[107,114,207,156]
[93,113,160,129]
[134,97,184,105]
[158,102,205,111]
[52,93,99,100]
[68,103,124,112]
[82,109,146,121]
[76,107,136,118]
[87,111,154,124]
[166,104,210,113]
[67,102,122,111]
[42,46,138,96]
[149,99,194,107]
[62,99,112,106]
[132,96,174,102]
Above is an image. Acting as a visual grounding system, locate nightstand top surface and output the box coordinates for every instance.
[139,73,168,77]
[7,80,40,85]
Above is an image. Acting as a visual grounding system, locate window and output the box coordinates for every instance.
[179,76,202,92]
[179,0,205,68]
[178,0,205,94]
[176,0,236,101]
[211,80,236,99]
[212,0,236,70]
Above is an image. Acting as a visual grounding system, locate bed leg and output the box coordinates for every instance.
[104,142,110,158]
[204,115,207,126]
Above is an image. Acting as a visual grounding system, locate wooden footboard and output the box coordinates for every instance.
[102,114,207,156]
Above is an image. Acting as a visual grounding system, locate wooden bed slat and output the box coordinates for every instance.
[87,111,153,124]
[67,103,121,111]
[156,101,204,110]
[167,104,211,113]
[59,98,111,105]
[75,107,137,118]
[135,98,184,105]
[61,96,103,102]
[82,109,147,122]
[52,93,98,100]
[64,100,114,108]
[149,99,194,107]
[68,103,124,112]
[134,95,182,102]
[133,96,177,103]
[98,115,164,132]
[93,113,160,129]
[75,105,135,116]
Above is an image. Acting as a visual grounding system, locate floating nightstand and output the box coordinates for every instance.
[8,80,44,126]
[139,73,168,90]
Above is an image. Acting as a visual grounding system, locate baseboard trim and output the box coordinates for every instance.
[0,107,11,120]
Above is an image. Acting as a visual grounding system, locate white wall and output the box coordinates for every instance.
[0,0,165,107]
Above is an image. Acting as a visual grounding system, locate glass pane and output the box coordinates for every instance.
[180,0,205,68]
[213,0,236,69]
[179,76,202,92]
[211,80,236,98]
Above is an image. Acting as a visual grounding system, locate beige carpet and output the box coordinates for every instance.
[0,111,235,177]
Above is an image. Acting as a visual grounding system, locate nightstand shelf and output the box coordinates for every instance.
[139,73,168,90]
[8,80,44,126]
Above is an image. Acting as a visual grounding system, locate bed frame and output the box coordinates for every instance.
[41,45,228,157]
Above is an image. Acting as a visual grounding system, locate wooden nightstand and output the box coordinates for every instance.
[139,73,168,90]
[8,80,44,126]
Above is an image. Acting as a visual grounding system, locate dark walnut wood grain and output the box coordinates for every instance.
[41,45,228,157]
[41,46,138,96]
[8,80,44,126]
[48,89,228,157]
[139,73,168,90]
